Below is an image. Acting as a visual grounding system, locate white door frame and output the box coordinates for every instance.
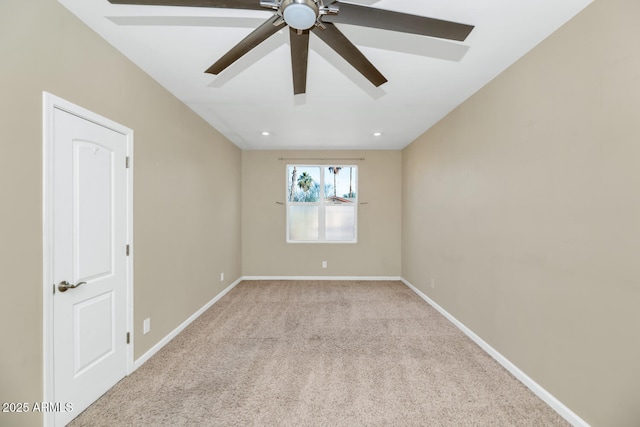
[42,92,134,426]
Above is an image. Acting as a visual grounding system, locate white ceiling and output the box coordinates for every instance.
[58,0,592,150]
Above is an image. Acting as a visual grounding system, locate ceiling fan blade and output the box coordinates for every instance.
[107,0,266,10]
[322,2,474,42]
[289,29,310,95]
[205,14,285,75]
[312,22,386,87]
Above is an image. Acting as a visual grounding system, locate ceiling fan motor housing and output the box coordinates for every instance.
[281,0,320,30]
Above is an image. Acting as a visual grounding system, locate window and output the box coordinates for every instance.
[286,165,358,243]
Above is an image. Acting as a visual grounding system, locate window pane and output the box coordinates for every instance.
[324,166,356,200]
[287,164,357,243]
[325,205,356,241]
[289,205,319,241]
[287,166,320,202]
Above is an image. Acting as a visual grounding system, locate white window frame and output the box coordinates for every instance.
[286,164,358,244]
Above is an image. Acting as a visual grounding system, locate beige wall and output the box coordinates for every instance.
[402,0,640,425]
[242,150,401,277]
[0,1,241,426]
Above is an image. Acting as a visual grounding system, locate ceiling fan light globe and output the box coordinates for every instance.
[283,1,317,30]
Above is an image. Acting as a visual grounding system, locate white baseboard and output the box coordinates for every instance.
[132,277,242,370]
[401,278,589,427]
[241,276,403,281]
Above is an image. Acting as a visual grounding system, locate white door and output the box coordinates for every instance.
[49,104,130,426]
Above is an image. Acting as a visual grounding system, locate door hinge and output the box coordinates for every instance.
[126,244,130,256]
[125,156,130,169]
[126,332,131,344]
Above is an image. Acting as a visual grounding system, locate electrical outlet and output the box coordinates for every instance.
[143,318,151,335]
[322,261,327,268]
[220,272,224,282]
[430,278,435,289]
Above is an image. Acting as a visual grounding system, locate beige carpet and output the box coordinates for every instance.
[69,280,568,426]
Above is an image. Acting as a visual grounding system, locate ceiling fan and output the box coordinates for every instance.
[108,0,474,94]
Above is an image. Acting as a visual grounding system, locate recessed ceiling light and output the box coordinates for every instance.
[373,132,382,137]
[261,131,270,136]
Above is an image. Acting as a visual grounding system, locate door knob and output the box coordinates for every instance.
[58,280,86,292]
